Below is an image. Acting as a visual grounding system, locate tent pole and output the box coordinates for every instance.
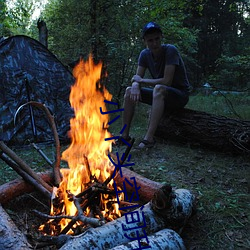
[24,78,38,142]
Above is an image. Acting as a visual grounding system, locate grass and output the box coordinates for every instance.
[0,94,249,249]
[186,93,250,120]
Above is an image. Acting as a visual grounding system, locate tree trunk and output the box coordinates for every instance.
[0,204,32,249]
[155,108,250,154]
[59,187,195,250]
[37,19,48,47]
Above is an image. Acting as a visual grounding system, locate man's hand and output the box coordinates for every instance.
[130,82,141,102]
[131,74,142,83]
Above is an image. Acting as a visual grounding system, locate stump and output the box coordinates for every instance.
[155,108,250,154]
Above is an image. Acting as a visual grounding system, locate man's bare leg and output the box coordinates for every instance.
[138,85,166,147]
[121,87,136,139]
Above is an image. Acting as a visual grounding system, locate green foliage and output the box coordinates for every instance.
[41,0,198,103]
[0,0,12,36]
[208,55,250,89]
[2,0,250,96]
[5,0,35,35]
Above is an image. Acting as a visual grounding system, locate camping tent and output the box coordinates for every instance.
[0,35,75,145]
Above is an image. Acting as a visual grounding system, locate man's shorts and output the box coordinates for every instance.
[140,87,189,112]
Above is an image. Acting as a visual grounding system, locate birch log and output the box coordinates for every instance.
[110,228,186,250]
[0,204,32,249]
[59,187,195,250]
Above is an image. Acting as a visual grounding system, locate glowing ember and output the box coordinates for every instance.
[40,55,122,235]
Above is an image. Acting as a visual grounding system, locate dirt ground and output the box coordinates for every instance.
[1,138,249,249]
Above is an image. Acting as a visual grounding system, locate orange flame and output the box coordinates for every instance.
[52,55,118,233]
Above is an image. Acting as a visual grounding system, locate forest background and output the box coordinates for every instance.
[1,0,250,102]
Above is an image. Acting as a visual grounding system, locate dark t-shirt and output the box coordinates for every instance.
[138,44,191,91]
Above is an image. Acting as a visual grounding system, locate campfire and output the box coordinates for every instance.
[39,55,125,236]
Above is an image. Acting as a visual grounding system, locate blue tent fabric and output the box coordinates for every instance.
[0,35,74,144]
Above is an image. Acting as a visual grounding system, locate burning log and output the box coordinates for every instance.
[59,185,195,250]
[156,108,250,154]
[110,228,186,250]
[114,167,162,203]
[0,204,32,249]
[0,167,161,205]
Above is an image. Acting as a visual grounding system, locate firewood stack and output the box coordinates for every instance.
[0,139,196,249]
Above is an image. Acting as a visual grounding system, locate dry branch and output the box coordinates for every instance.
[0,141,52,193]
[0,152,51,199]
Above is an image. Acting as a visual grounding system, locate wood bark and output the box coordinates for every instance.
[0,171,53,205]
[0,204,32,249]
[59,187,195,250]
[0,167,161,205]
[114,167,162,203]
[37,19,48,47]
[110,228,186,250]
[155,108,250,154]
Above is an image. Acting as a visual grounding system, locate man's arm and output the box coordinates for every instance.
[129,66,146,102]
[132,64,176,87]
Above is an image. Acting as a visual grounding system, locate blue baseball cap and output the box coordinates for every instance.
[142,22,162,38]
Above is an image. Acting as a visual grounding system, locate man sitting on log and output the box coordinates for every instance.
[118,21,191,149]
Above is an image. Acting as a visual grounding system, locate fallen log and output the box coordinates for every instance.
[59,186,195,250]
[110,228,186,250]
[0,171,53,204]
[0,204,32,249]
[155,108,250,154]
[0,167,161,205]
